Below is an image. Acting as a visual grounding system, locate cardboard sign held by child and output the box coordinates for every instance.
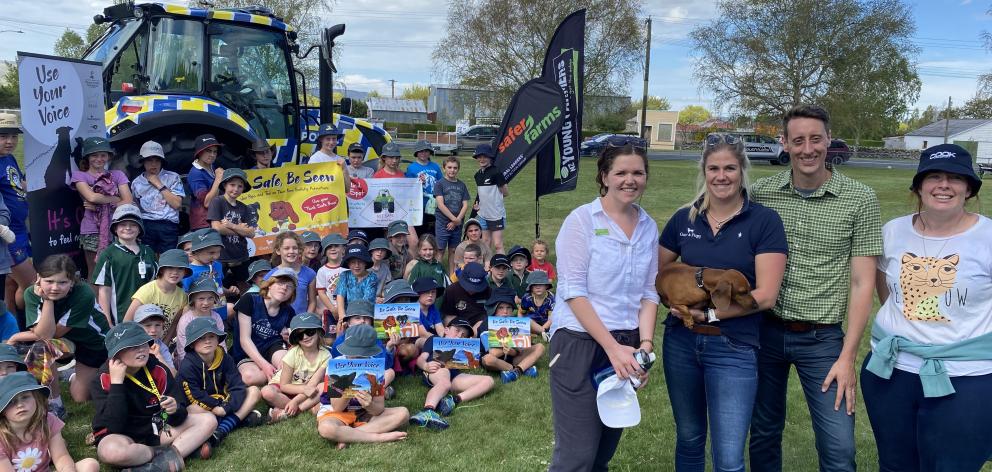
[431,338,481,369]
[374,303,421,339]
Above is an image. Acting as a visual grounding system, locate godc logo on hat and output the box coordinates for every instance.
[929,151,956,159]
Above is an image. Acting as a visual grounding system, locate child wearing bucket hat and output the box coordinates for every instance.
[316,323,409,447]
[92,204,158,326]
[230,268,297,387]
[316,233,348,339]
[410,318,495,431]
[479,286,543,384]
[386,220,414,279]
[406,139,442,240]
[0,372,99,472]
[179,318,265,450]
[265,231,318,316]
[182,228,233,299]
[91,321,217,468]
[368,238,393,302]
[520,270,555,339]
[330,301,397,398]
[300,230,323,272]
[0,344,25,376]
[188,133,225,230]
[134,304,176,375]
[373,142,405,178]
[12,254,111,405]
[174,278,227,362]
[334,245,379,325]
[245,259,273,294]
[130,140,185,253]
[71,136,133,272]
[247,138,276,170]
[123,249,190,343]
[261,312,330,422]
[307,123,352,189]
[207,167,257,286]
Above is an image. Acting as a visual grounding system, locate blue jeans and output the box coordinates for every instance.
[663,325,757,472]
[749,319,856,472]
[861,354,992,472]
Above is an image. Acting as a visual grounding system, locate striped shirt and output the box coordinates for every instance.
[751,169,882,324]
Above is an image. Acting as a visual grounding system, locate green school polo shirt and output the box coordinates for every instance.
[91,241,158,324]
[751,169,882,324]
[25,283,110,351]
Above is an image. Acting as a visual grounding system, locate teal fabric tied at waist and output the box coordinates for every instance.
[866,323,992,398]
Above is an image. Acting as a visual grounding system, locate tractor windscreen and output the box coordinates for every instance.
[146,17,204,93]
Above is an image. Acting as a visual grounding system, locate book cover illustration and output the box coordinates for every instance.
[374,303,421,339]
[326,357,386,398]
[432,337,481,369]
[487,316,532,349]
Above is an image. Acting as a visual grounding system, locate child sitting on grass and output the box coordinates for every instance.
[317,324,409,449]
[182,229,236,300]
[404,234,447,288]
[266,231,317,315]
[133,304,176,376]
[0,372,98,472]
[180,318,265,451]
[449,243,481,284]
[174,278,227,362]
[262,312,330,422]
[507,245,531,300]
[335,245,378,331]
[368,238,393,303]
[520,270,554,340]
[379,280,423,375]
[487,254,513,293]
[331,301,397,398]
[300,231,323,272]
[0,345,24,377]
[245,259,272,294]
[91,322,216,468]
[526,239,556,283]
[92,204,157,326]
[480,287,543,383]
[124,248,190,343]
[412,278,444,350]
[410,318,495,431]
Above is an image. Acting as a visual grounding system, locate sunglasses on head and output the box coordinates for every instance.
[605,135,647,150]
[705,133,743,148]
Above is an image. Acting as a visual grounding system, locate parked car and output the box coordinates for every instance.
[777,138,853,165]
[457,125,499,152]
[726,133,789,165]
[580,133,645,156]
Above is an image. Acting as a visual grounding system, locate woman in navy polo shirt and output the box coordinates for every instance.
[549,137,660,471]
[658,133,787,471]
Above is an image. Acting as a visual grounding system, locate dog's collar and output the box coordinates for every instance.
[695,267,705,289]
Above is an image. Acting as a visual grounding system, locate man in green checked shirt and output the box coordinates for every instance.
[749,105,881,472]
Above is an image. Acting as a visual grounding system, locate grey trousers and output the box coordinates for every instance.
[549,328,640,472]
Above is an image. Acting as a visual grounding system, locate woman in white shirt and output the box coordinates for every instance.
[862,143,992,471]
[549,137,659,471]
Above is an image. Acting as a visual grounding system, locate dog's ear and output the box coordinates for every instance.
[711,280,732,310]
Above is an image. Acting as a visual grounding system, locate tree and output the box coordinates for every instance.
[366,90,381,99]
[689,0,920,138]
[433,0,644,98]
[960,96,992,119]
[630,96,670,111]
[0,64,17,108]
[54,29,86,59]
[678,105,711,125]
[401,84,430,108]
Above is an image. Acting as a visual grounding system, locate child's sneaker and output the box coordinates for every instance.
[522,366,538,378]
[410,409,449,430]
[436,394,457,417]
[385,386,396,400]
[500,370,519,384]
[241,409,265,428]
[542,331,551,342]
[48,402,67,421]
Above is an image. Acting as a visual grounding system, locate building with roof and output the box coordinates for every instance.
[625,110,680,150]
[427,84,631,128]
[366,97,428,124]
[900,119,992,159]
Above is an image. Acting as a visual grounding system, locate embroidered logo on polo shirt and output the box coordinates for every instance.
[679,227,701,240]
[456,300,468,311]
[594,229,609,236]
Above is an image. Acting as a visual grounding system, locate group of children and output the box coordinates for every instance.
[0,127,567,468]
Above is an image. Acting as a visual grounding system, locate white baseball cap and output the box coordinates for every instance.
[139,140,165,160]
[596,374,641,428]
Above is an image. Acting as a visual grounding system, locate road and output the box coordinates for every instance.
[645,149,918,170]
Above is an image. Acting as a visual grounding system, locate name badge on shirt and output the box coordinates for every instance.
[138,261,147,278]
[594,228,609,236]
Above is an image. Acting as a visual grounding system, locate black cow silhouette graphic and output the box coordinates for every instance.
[45,126,76,189]
[434,349,456,363]
[329,372,357,391]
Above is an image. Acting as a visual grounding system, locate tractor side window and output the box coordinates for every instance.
[108,31,145,98]
[147,18,203,93]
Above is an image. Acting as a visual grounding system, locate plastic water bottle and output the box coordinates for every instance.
[591,350,657,388]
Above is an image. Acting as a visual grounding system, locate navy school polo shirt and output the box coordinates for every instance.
[659,199,788,347]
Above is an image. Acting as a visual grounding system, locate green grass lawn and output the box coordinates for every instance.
[46,153,992,471]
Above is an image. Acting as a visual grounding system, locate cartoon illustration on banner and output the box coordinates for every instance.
[346,177,423,227]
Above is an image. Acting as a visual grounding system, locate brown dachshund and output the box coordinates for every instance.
[657,262,758,328]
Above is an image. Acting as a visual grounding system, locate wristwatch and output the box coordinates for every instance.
[707,308,719,323]
[156,185,167,192]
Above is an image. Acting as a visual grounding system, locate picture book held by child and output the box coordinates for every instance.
[487,316,531,349]
[326,358,386,400]
[430,338,481,370]
[374,303,421,339]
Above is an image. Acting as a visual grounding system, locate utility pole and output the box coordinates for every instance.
[640,17,651,140]
[389,79,396,99]
[944,96,952,144]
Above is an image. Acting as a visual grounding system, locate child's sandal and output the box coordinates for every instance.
[268,408,288,424]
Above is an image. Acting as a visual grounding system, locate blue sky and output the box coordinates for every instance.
[0,0,990,116]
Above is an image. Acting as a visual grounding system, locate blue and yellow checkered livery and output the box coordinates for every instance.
[151,3,296,32]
